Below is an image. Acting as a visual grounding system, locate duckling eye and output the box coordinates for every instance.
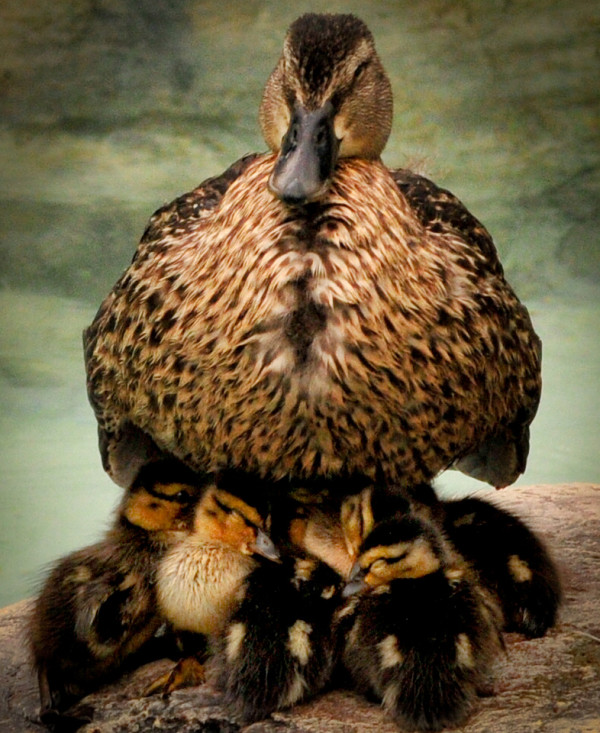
[174,490,192,502]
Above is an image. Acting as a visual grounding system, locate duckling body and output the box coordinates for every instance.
[158,541,256,637]
[211,555,344,722]
[442,497,561,637]
[341,515,503,732]
[150,474,280,693]
[29,459,205,729]
[84,13,541,494]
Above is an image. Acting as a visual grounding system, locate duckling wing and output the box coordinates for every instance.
[390,167,542,488]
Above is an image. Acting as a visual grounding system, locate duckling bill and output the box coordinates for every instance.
[84,12,541,496]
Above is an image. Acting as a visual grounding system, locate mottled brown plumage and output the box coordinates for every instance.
[84,13,541,494]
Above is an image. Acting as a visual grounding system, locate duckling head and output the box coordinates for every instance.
[343,517,443,596]
[340,487,416,562]
[121,458,206,536]
[260,13,393,205]
[191,477,280,562]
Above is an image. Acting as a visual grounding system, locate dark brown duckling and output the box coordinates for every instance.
[441,496,561,637]
[29,458,206,731]
[341,514,503,732]
[84,12,541,496]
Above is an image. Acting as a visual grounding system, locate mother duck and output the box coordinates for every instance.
[84,13,541,494]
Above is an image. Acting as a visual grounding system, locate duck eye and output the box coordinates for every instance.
[175,490,192,502]
[352,61,368,83]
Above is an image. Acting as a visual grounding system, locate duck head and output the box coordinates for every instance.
[260,13,393,205]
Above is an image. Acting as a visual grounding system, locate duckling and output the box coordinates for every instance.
[341,514,503,732]
[29,458,206,730]
[149,471,280,694]
[271,476,377,578]
[210,554,344,723]
[206,482,439,725]
[280,480,440,578]
[441,496,561,637]
[84,13,541,495]
[321,482,560,638]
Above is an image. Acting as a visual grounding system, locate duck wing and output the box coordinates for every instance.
[390,167,542,488]
[83,154,260,487]
[140,153,261,246]
[390,168,503,276]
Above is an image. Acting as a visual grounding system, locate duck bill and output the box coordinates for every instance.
[269,100,339,205]
[252,529,281,563]
[342,562,368,597]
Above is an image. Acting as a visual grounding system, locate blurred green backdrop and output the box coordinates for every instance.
[1,0,599,606]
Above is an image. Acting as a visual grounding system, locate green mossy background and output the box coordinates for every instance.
[1,0,599,606]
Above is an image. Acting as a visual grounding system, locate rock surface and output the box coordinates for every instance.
[1,483,599,733]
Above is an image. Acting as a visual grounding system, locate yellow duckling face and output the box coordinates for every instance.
[121,459,205,535]
[260,13,392,205]
[344,517,442,596]
[340,487,376,562]
[192,486,280,561]
[280,482,375,578]
[155,478,279,636]
[339,486,414,573]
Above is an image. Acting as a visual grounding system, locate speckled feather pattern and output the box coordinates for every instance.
[157,540,256,636]
[84,153,541,486]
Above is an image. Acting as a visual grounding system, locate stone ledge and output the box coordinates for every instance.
[2,483,599,732]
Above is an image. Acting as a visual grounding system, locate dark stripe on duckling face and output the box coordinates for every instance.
[149,482,196,502]
[195,488,280,562]
[344,518,443,595]
[123,481,201,532]
[122,460,206,532]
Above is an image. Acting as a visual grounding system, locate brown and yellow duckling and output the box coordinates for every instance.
[341,514,503,732]
[285,478,560,639]
[271,476,377,578]
[441,496,561,637]
[148,471,280,695]
[84,12,541,497]
[29,458,206,731]
[277,478,440,578]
